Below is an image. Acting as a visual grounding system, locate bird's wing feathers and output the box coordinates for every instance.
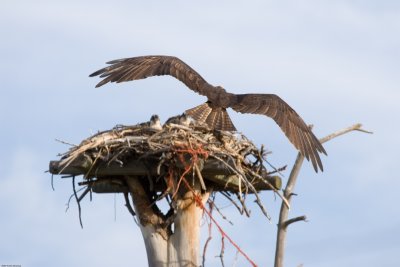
[90,55,326,172]
[89,56,213,96]
[231,94,327,172]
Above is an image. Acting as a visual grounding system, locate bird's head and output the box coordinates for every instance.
[150,114,160,122]
[149,114,162,131]
[179,113,193,126]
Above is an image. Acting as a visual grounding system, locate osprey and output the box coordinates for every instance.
[165,113,192,127]
[90,55,327,172]
[149,114,162,131]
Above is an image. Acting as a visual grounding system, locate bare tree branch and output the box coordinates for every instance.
[319,123,372,144]
[283,215,307,228]
[274,123,371,267]
[211,201,234,225]
[202,197,215,267]
[218,236,226,267]
[72,175,83,228]
[123,191,136,217]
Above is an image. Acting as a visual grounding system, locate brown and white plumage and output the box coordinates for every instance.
[90,55,327,172]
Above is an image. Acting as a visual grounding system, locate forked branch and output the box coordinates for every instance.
[274,123,371,267]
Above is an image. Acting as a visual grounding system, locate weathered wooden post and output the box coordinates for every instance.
[49,120,282,266]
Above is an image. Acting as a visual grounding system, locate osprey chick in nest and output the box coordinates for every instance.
[90,55,327,172]
[165,113,192,127]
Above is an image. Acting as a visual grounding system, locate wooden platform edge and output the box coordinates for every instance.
[49,158,281,192]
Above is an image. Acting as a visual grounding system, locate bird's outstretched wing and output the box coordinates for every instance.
[90,55,326,172]
[89,55,214,97]
[230,94,327,172]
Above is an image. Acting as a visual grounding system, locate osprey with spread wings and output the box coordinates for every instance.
[90,55,327,172]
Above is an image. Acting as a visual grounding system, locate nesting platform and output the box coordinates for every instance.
[49,117,281,196]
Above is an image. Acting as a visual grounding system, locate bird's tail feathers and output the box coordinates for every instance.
[185,102,236,131]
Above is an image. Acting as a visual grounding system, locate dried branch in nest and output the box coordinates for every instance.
[52,116,284,217]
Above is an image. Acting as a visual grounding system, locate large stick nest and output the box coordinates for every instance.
[51,116,284,218]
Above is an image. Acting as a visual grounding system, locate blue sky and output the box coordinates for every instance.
[1,1,399,266]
